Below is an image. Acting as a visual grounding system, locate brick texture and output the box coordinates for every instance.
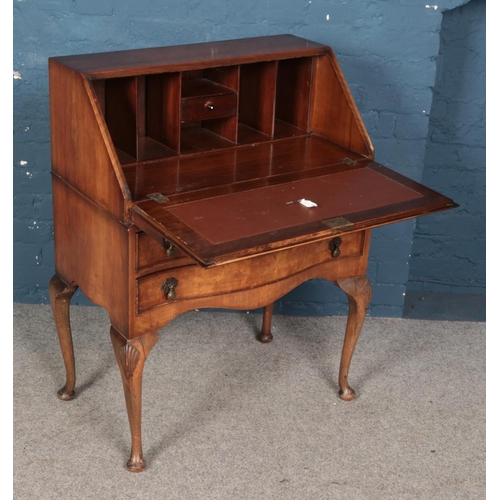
[407,0,486,294]
[13,0,482,316]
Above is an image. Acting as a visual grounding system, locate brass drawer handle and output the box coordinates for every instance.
[328,237,342,258]
[162,238,177,258]
[161,277,178,300]
[205,101,214,110]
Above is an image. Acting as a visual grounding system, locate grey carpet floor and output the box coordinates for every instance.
[14,304,485,500]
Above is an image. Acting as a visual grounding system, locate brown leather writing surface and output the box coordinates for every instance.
[167,168,423,245]
[131,161,455,266]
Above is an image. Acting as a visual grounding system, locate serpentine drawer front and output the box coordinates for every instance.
[136,232,366,312]
[48,35,457,473]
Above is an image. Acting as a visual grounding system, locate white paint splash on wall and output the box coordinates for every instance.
[425,5,439,10]
[13,71,22,79]
[326,14,330,20]
[20,161,28,166]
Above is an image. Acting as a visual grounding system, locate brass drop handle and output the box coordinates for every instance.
[328,237,342,258]
[205,101,214,110]
[161,277,178,301]
[162,238,177,258]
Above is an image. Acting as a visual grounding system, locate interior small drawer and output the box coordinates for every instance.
[181,93,237,122]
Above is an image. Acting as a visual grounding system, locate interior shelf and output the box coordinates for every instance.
[180,124,236,154]
[181,78,236,99]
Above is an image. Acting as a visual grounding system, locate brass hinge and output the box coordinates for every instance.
[322,217,354,232]
[147,193,169,204]
[341,158,358,166]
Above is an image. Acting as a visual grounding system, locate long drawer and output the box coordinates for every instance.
[136,231,366,312]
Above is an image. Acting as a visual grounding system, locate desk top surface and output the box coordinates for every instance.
[50,35,329,78]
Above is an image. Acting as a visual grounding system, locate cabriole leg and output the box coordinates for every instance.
[335,276,372,401]
[49,274,78,401]
[257,303,274,343]
[110,326,159,473]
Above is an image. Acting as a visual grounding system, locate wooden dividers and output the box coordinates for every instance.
[93,57,316,163]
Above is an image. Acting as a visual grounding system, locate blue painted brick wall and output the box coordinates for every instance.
[13,0,479,316]
[407,0,486,294]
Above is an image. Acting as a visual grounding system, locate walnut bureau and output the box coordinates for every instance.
[48,35,456,472]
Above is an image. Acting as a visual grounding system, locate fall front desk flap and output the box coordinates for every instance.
[131,160,456,268]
